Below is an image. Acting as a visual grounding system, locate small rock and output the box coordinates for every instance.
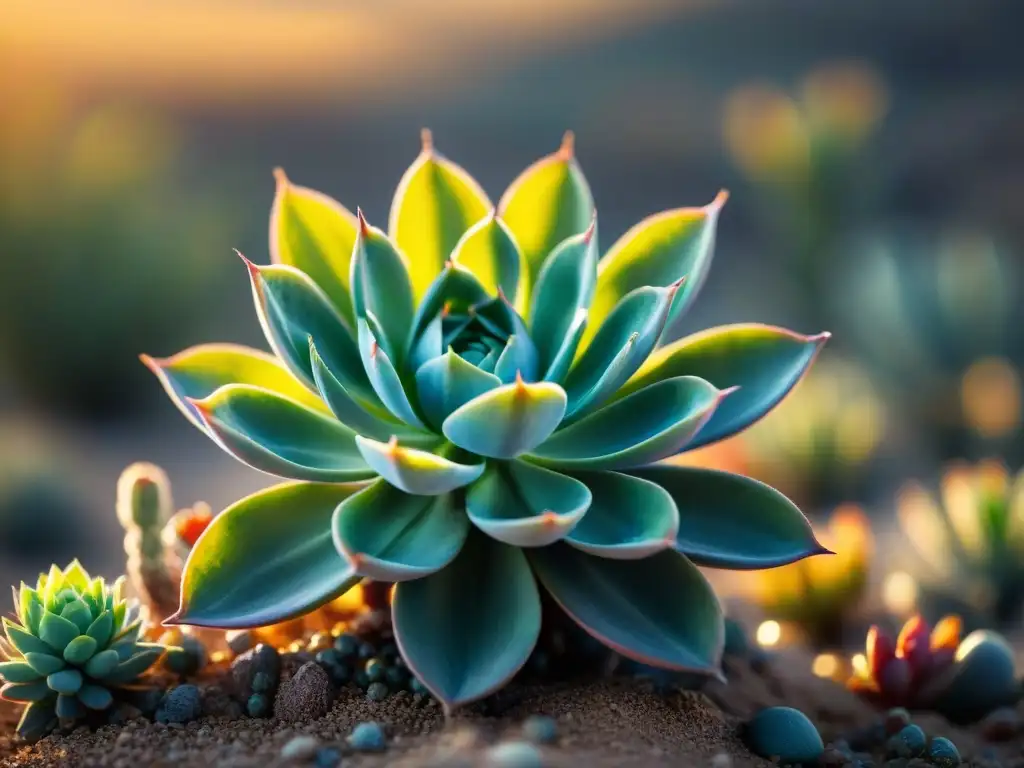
[155,685,203,725]
[886,724,926,759]
[980,706,1020,741]
[333,633,359,659]
[927,737,960,767]
[231,644,281,700]
[743,707,823,765]
[281,735,320,761]
[522,715,558,745]
[347,721,386,752]
[247,693,271,718]
[252,672,274,695]
[819,747,847,767]
[274,662,333,723]
[314,747,341,767]
[163,634,208,676]
[485,740,545,767]
[226,630,255,656]
[710,754,732,768]
[367,681,389,701]
[884,707,911,735]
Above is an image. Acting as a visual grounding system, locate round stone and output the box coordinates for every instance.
[743,707,823,766]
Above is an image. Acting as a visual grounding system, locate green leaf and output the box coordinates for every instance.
[141,343,329,432]
[38,612,79,654]
[171,482,365,629]
[191,384,375,483]
[579,190,727,356]
[84,650,119,679]
[86,612,113,649]
[310,338,416,442]
[62,636,97,665]
[450,213,525,306]
[270,169,359,326]
[529,377,725,470]
[562,282,681,420]
[46,668,83,695]
[349,212,416,366]
[59,601,92,634]
[55,693,82,719]
[530,545,723,674]
[393,530,541,711]
[16,585,37,628]
[16,699,57,743]
[389,130,492,301]
[356,319,426,429]
[0,661,42,683]
[332,480,469,581]
[499,132,594,303]
[564,471,679,559]
[77,684,113,711]
[415,350,502,430]
[61,561,90,592]
[1,680,51,703]
[465,461,591,547]
[528,223,598,381]
[629,466,826,569]
[244,258,377,407]
[616,324,830,450]
[406,263,490,371]
[354,436,484,496]
[442,379,567,459]
[24,653,64,677]
[103,649,162,686]
[492,334,539,385]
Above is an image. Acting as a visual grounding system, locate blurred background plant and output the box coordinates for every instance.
[887,460,1024,630]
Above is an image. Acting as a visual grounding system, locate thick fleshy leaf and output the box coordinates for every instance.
[450,212,525,305]
[579,190,728,355]
[406,263,490,368]
[529,377,725,470]
[190,384,374,482]
[393,530,541,711]
[629,466,826,569]
[16,700,56,742]
[493,334,539,385]
[169,482,365,629]
[562,282,681,420]
[332,480,469,581]
[499,132,595,301]
[103,648,163,685]
[38,612,78,654]
[357,320,427,429]
[442,378,567,459]
[62,636,97,665]
[244,258,377,406]
[564,471,679,559]
[415,350,502,429]
[270,169,359,325]
[0,661,42,683]
[616,324,829,449]
[310,339,421,442]
[528,222,598,380]
[530,544,723,673]
[1,681,51,703]
[24,653,64,677]
[389,130,492,300]
[78,684,113,710]
[350,213,415,365]
[355,436,484,496]
[465,461,591,547]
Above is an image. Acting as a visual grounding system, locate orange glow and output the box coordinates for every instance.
[961,358,1021,439]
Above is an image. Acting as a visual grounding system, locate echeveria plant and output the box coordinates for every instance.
[145,131,829,710]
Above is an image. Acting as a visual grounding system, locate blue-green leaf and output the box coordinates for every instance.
[415,350,502,430]
[191,384,375,482]
[1,680,51,703]
[15,699,56,742]
[499,132,595,303]
[493,334,539,385]
[243,257,378,407]
[3,620,50,657]
[169,482,365,629]
[617,324,829,450]
[564,471,679,559]
[83,650,119,679]
[629,466,826,569]
[77,684,113,711]
[85,612,113,648]
[451,212,525,306]
[62,636,97,665]
[442,379,567,459]
[46,668,82,695]
[55,693,82,719]
[24,653,64,677]
[529,377,725,470]
[393,530,541,711]
[0,661,42,683]
[465,461,591,547]
[332,480,469,582]
[38,612,79,654]
[529,545,723,674]
[270,170,359,327]
[389,130,492,301]
[528,222,597,380]
[406,263,490,371]
[357,319,427,429]
[563,282,680,420]
[355,436,484,496]
[103,649,163,685]
[580,190,727,355]
[350,212,416,366]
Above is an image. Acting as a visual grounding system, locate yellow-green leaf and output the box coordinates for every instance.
[450,213,525,305]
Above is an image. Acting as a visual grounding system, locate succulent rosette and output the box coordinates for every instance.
[145,131,829,710]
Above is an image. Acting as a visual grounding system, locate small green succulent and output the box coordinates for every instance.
[0,561,166,742]
[147,131,828,711]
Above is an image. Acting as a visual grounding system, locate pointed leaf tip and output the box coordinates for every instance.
[583,211,597,243]
[356,207,370,234]
[560,130,575,158]
[709,189,730,210]
[272,167,288,186]
[420,128,433,153]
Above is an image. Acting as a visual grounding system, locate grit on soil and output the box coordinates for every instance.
[0,647,1018,768]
